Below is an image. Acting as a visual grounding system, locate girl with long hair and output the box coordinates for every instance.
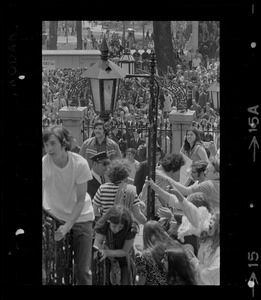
[180,127,209,187]
[180,127,209,163]
[162,246,197,285]
[93,205,139,285]
[135,220,182,285]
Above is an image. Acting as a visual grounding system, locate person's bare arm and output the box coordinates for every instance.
[99,238,135,261]
[145,178,181,209]
[132,204,147,225]
[167,177,193,196]
[198,145,209,162]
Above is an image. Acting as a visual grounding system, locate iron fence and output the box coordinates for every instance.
[42,210,76,285]
[82,120,174,158]
[42,118,219,158]
[81,120,219,155]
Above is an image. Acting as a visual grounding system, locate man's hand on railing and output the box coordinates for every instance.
[93,245,100,260]
[54,223,71,241]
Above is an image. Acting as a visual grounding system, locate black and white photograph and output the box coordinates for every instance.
[41,20,220,286]
[1,1,259,298]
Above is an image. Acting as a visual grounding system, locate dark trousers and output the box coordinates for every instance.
[72,221,93,285]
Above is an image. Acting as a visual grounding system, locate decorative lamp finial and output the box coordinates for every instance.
[100,37,109,61]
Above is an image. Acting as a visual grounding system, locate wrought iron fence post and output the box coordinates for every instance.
[147,50,159,220]
[42,210,75,285]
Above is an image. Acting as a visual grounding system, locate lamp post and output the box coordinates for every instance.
[146,50,159,219]
[119,48,136,75]
[82,38,159,220]
[81,37,127,121]
[124,49,159,220]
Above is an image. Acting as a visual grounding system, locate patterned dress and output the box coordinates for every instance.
[135,252,167,285]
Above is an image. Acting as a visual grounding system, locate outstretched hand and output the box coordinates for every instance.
[165,183,178,194]
[166,186,184,203]
[158,206,173,220]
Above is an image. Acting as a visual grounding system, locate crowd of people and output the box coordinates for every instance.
[42,50,220,160]
[42,114,220,285]
[42,30,220,284]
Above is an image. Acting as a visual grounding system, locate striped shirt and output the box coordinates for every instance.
[92,182,140,215]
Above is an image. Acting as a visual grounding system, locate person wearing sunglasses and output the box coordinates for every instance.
[87,151,110,200]
[153,157,220,213]
[187,160,208,186]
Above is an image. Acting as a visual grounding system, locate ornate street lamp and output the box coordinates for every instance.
[81,37,127,120]
[125,49,160,220]
[119,48,135,75]
[82,39,159,220]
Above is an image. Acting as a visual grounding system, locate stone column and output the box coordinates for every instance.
[192,21,198,52]
[168,109,196,154]
[58,106,87,147]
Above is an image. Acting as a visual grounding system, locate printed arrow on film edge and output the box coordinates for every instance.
[248,136,259,162]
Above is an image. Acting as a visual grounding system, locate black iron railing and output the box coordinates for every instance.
[42,210,75,285]
[81,120,174,157]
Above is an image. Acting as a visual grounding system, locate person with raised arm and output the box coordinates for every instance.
[164,187,220,285]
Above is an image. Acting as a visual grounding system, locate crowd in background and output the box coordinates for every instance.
[42,48,220,159]
[42,33,220,285]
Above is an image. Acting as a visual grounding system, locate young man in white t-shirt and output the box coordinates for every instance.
[42,125,94,285]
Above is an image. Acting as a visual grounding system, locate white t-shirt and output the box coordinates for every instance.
[42,151,94,223]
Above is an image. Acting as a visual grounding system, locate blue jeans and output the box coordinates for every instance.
[72,221,93,285]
